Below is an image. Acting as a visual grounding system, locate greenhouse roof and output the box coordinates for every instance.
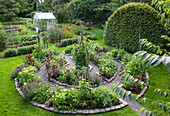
[33,12,56,20]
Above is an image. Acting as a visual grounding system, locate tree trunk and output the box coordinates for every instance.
[70,18,72,26]
[88,20,91,30]
[167,63,170,74]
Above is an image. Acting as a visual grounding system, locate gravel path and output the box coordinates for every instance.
[37,52,145,116]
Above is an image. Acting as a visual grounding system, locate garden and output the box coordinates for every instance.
[0,0,169,116]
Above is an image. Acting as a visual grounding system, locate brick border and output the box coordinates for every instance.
[97,71,118,83]
[49,76,98,88]
[118,71,149,98]
[14,78,128,114]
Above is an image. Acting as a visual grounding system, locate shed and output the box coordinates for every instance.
[33,12,56,31]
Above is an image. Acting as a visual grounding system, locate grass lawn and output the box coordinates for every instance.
[1,24,169,115]
[0,55,139,116]
[138,65,170,115]
[0,52,3,56]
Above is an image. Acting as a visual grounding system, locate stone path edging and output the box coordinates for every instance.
[118,71,149,98]
[97,71,118,83]
[14,78,128,114]
[49,77,98,88]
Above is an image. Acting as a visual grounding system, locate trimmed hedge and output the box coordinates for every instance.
[104,3,168,53]
[21,41,37,46]
[17,45,34,55]
[61,38,79,47]
[4,49,17,57]
[3,45,35,57]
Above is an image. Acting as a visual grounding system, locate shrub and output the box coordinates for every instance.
[0,25,7,51]
[104,3,168,53]
[21,41,37,46]
[17,66,38,86]
[21,36,32,42]
[33,81,53,104]
[65,46,73,54]
[75,30,81,35]
[32,44,43,60]
[92,86,120,108]
[73,45,86,69]
[94,46,102,53]
[24,54,41,70]
[93,55,100,63]
[90,76,101,86]
[125,57,146,81]
[116,49,127,60]
[98,58,118,79]
[22,81,39,100]
[86,34,97,40]
[17,45,34,55]
[47,27,65,43]
[4,49,17,57]
[102,46,109,52]
[61,38,78,47]
[11,64,29,79]
[83,31,92,36]
[111,49,118,57]
[122,80,144,94]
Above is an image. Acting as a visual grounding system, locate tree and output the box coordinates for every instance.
[134,0,170,73]
[66,0,114,30]
[0,0,23,22]
[0,22,7,51]
[112,1,170,115]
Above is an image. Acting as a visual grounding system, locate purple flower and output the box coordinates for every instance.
[52,85,55,87]
[100,92,102,94]
[77,102,79,104]
[133,75,137,78]
[112,44,117,47]
[109,93,112,95]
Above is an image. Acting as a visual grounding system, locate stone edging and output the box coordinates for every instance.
[40,62,45,67]
[97,72,118,83]
[118,71,149,98]
[49,77,98,88]
[61,51,72,56]
[14,78,128,114]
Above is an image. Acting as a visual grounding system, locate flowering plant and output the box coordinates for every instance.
[99,58,118,79]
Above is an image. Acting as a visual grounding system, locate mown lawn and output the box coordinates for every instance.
[138,64,170,115]
[0,55,139,116]
[0,24,169,116]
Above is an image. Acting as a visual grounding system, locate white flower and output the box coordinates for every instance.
[24,82,27,85]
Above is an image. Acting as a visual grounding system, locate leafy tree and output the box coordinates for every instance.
[66,0,114,30]
[112,1,170,116]
[0,22,7,51]
[0,0,23,21]
[134,0,170,73]
[17,0,39,18]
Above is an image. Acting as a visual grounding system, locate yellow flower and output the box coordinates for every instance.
[21,30,25,34]
[18,27,22,30]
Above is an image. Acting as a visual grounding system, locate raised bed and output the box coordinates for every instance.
[14,78,128,114]
[118,71,149,98]
[97,71,118,83]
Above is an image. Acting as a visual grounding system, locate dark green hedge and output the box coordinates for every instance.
[61,38,79,47]
[4,45,35,57]
[104,3,168,53]
[4,49,17,57]
[17,45,34,55]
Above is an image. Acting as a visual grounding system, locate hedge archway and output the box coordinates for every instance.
[104,3,167,53]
